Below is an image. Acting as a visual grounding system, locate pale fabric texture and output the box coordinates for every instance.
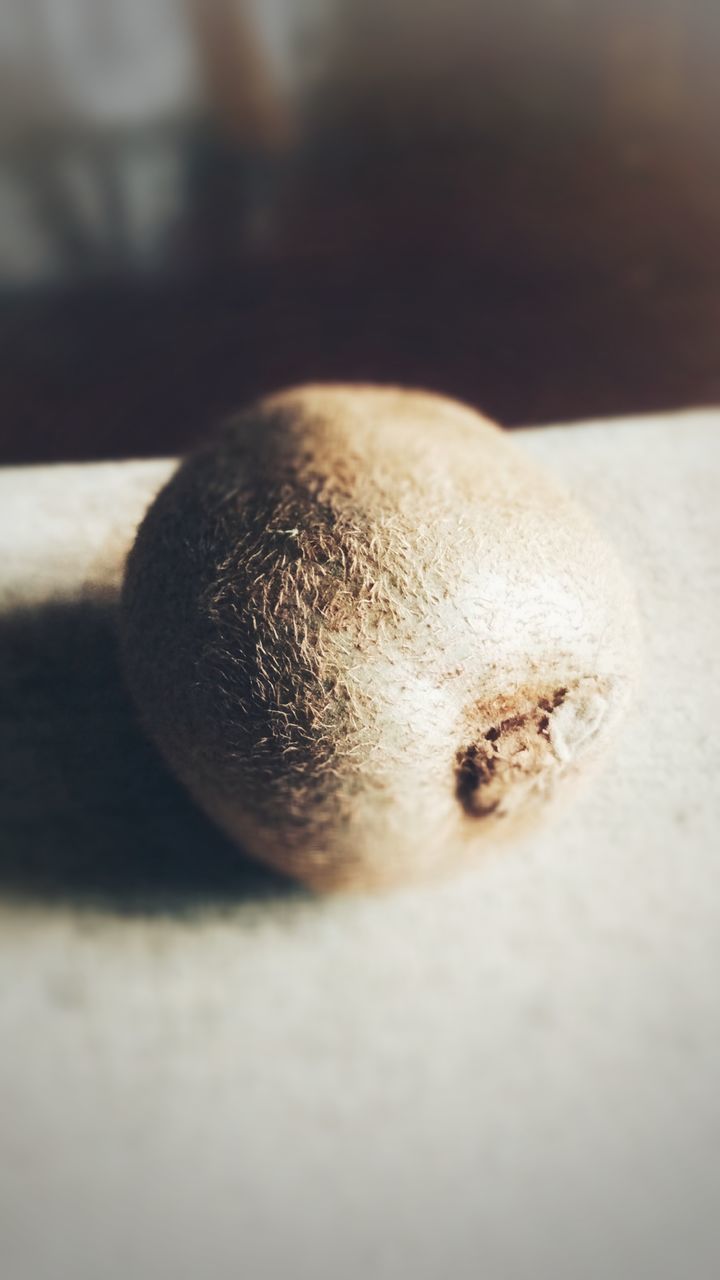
[0,412,718,1280]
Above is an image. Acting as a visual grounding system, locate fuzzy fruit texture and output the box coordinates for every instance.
[121,385,639,889]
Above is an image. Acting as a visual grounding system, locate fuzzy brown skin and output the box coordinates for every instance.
[120,385,639,889]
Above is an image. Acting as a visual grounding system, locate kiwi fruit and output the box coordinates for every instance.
[120,384,639,890]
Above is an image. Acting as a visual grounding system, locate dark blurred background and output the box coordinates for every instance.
[1,0,719,463]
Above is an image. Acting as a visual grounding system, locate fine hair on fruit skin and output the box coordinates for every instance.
[120,384,639,890]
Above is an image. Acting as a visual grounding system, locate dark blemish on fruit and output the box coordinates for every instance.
[457,682,577,819]
[455,745,499,817]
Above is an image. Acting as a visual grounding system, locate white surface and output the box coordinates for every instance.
[0,412,719,1280]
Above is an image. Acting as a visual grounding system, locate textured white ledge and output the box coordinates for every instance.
[0,412,718,1280]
